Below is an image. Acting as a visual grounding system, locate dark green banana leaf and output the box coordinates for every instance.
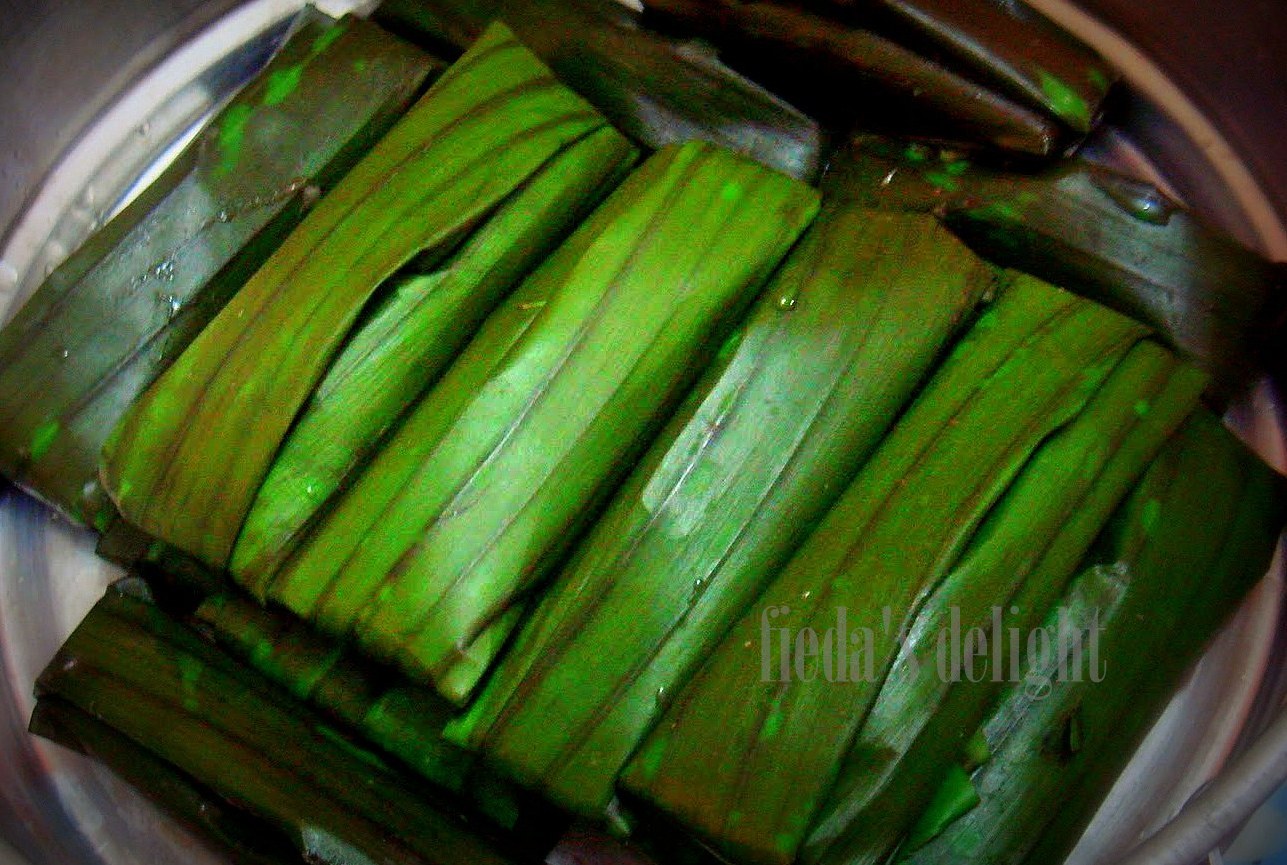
[825,134,1287,400]
[230,124,637,597]
[901,411,1286,865]
[101,22,618,568]
[621,273,1147,865]
[792,0,1114,130]
[194,592,565,843]
[29,697,302,865]
[449,205,993,817]
[374,0,825,180]
[34,583,541,865]
[805,340,1207,865]
[0,14,439,529]
[268,140,819,703]
[642,0,1065,156]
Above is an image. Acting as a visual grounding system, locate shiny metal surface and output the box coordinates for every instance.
[0,0,242,253]
[1069,1,1287,239]
[0,6,323,861]
[0,485,210,865]
[0,2,1283,865]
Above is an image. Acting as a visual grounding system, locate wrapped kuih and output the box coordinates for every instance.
[642,0,1065,157]
[944,173,1287,400]
[267,140,820,703]
[825,135,1287,399]
[620,273,1149,865]
[193,592,564,843]
[803,339,1207,865]
[447,205,994,818]
[101,22,627,569]
[231,116,637,594]
[0,13,439,529]
[194,593,467,783]
[29,698,301,865]
[33,583,534,865]
[794,0,1114,131]
[900,411,1287,865]
[373,0,824,180]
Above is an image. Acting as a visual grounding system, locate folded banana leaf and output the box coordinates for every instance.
[803,339,1207,865]
[642,0,1064,157]
[825,134,1287,399]
[619,273,1147,865]
[29,697,301,865]
[790,0,1115,131]
[34,583,533,865]
[373,0,824,180]
[901,410,1287,865]
[373,0,499,54]
[268,140,820,703]
[194,592,565,843]
[447,205,993,817]
[0,14,438,530]
[231,123,637,596]
[946,174,1287,400]
[101,22,618,568]
[195,592,380,726]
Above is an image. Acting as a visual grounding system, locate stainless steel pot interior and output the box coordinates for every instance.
[0,2,1284,864]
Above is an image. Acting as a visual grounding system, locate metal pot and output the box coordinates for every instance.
[0,2,1283,863]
